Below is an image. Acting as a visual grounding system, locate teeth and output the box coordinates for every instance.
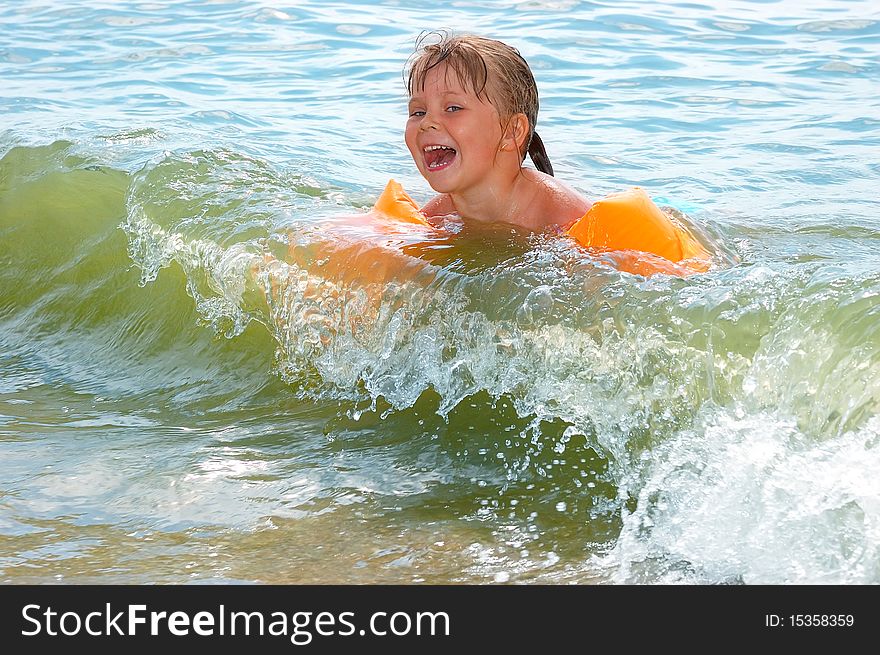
[423,145,455,152]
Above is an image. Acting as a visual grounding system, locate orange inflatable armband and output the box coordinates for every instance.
[370,179,431,226]
[565,187,710,275]
[369,181,712,276]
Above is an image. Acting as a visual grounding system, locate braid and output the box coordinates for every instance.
[527,131,553,176]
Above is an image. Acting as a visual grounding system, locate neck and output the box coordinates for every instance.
[449,163,538,228]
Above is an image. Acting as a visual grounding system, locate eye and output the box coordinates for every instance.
[446,105,462,112]
[409,110,425,117]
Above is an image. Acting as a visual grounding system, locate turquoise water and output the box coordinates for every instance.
[2,0,879,584]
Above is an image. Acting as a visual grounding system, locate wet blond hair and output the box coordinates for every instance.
[404,30,554,176]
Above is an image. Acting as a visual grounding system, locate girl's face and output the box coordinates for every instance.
[405,63,506,195]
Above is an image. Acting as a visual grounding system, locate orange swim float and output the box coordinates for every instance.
[369,179,712,276]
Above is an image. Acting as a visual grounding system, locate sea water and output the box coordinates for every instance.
[1,0,879,584]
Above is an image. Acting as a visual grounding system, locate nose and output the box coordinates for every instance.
[419,112,438,131]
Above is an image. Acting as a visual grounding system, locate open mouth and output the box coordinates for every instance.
[423,144,457,172]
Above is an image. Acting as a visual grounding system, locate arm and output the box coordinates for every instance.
[420,193,457,218]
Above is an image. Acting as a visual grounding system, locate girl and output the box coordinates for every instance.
[404,31,591,232]
[396,30,712,275]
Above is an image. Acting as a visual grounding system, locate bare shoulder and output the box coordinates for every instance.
[420,193,457,218]
[525,169,591,227]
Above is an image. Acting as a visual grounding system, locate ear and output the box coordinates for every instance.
[503,113,530,154]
